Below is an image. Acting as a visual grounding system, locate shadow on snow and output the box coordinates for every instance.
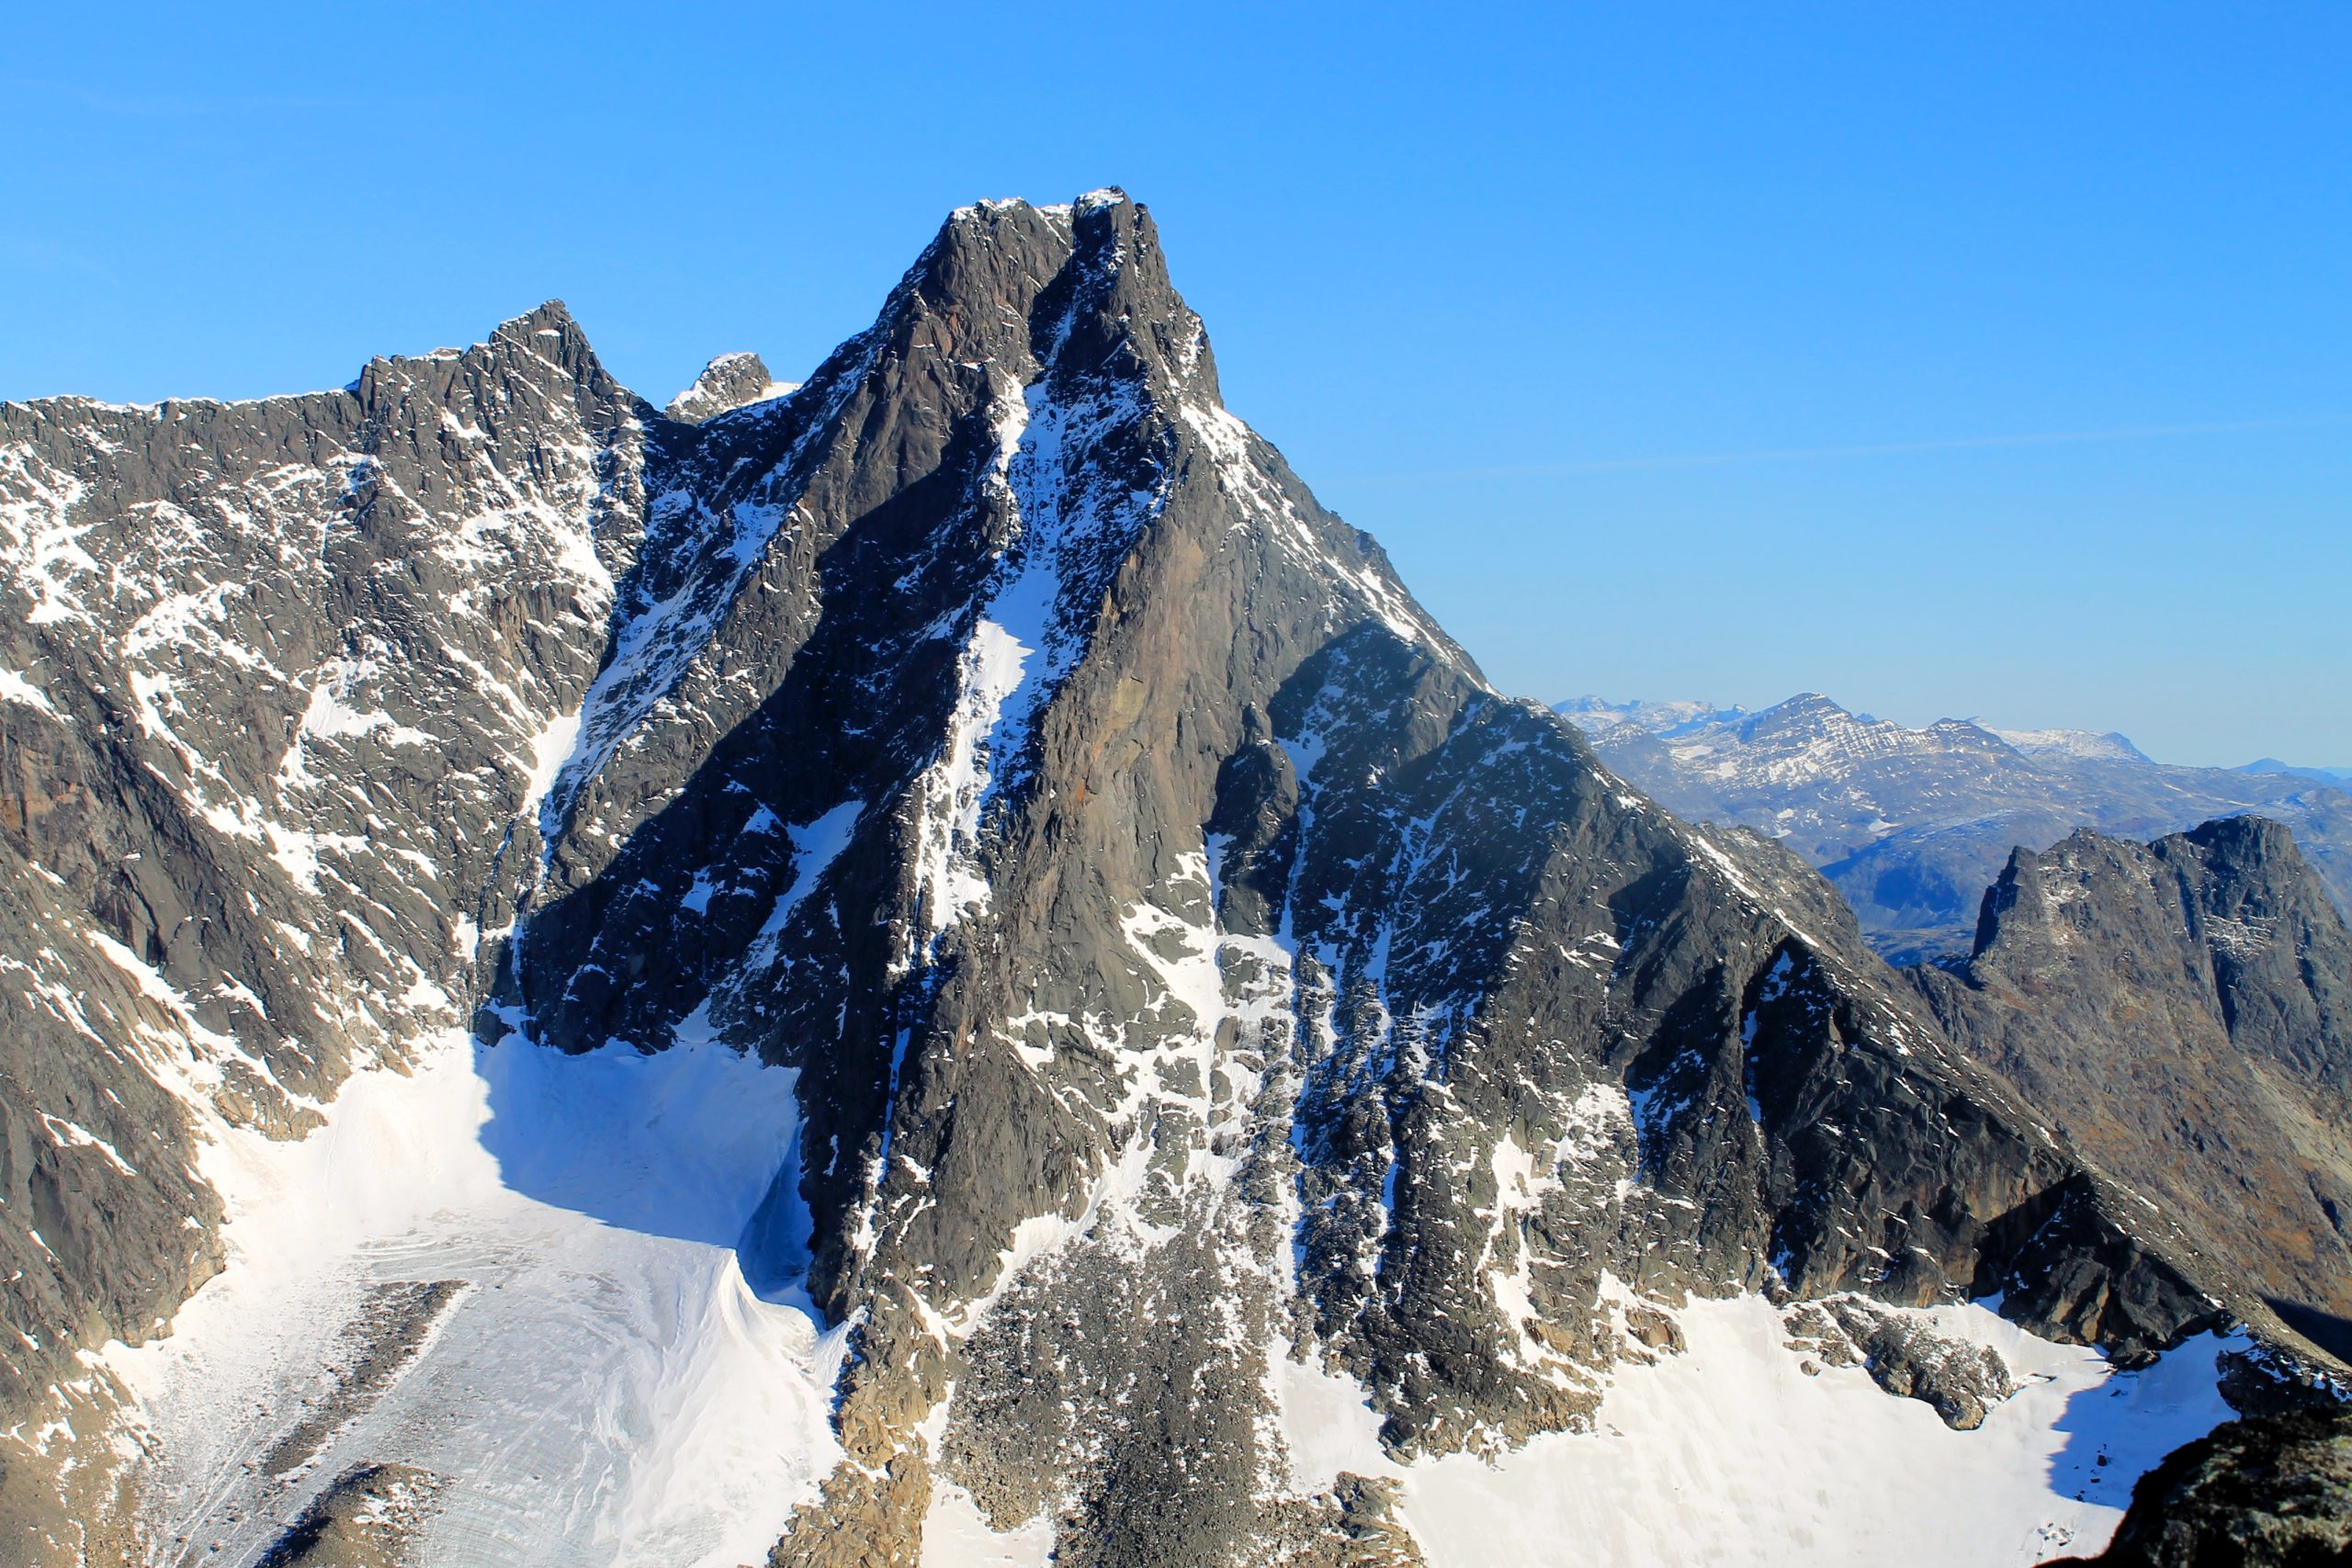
[469,1027,817,1308]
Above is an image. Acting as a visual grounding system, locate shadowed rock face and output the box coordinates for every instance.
[0,193,2253,1562]
[1912,817,2352,1367]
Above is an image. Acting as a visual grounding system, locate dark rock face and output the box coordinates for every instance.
[1911,818,2352,1365]
[2218,1346,2350,1421]
[2041,1407,2352,1567]
[0,192,2263,1560]
[1562,694,2352,964]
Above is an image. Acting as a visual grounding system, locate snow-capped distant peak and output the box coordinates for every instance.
[1555,694,1750,738]
[1562,694,2154,769]
[1988,727,2150,764]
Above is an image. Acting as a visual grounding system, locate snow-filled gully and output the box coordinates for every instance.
[103,1032,845,1568]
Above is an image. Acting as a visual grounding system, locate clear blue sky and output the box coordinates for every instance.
[5,3,2345,767]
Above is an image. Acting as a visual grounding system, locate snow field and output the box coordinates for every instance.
[103,1029,842,1568]
[1276,1292,2235,1567]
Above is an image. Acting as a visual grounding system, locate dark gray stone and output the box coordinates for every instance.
[2040,1407,2352,1567]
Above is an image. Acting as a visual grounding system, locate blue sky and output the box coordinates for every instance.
[5,3,2345,765]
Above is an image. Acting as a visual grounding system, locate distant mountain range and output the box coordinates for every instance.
[1558,694,2352,963]
[2245,757,2352,788]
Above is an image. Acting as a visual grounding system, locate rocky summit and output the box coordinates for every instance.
[0,193,2339,1567]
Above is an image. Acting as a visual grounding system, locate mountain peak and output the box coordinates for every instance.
[2242,758,2352,787]
[665,351,797,423]
[512,296,577,332]
[1554,694,1749,737]
[866,189,1221,426]
[1572,689,2352,966]
[1747,691,1853,727]
[0,197,2314,1567]
[342,297,621,417]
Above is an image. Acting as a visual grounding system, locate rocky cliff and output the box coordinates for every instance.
[1913,817,2352,1367]
[0,301,646,1435]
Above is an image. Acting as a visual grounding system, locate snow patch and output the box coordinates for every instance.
[912,617,1033,943]
[1274,1348,1390,1491]
[37,1113,138,1176]
[761,801,865,941]
[0,667,57,713]
[922,1479,1056,1568]
[908,366,1166,957]
[519,710,582,834]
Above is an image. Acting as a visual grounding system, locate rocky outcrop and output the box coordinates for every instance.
[2041,1407,2352,1567]
[252,1463,444,1568]
[1781,1297,2018,1428]
[769,1456,932,1568]
[666,351,795,423]
[1911,818,2352,1364]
